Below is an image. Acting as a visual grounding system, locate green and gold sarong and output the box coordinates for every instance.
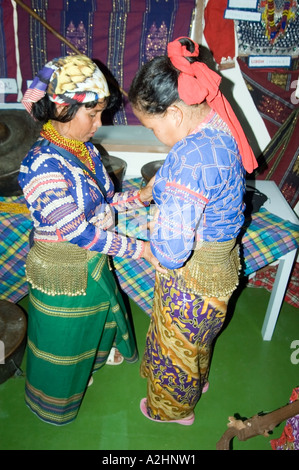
[24,241,137,425]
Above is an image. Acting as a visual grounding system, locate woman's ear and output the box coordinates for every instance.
[168,105,183,126]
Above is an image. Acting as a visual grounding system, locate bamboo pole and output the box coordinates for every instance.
[12,0,128,96]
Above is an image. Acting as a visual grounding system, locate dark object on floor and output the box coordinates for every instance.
[101,154,127,192]
[0,299,27,384]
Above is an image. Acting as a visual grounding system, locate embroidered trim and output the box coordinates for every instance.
[166,182,209,204]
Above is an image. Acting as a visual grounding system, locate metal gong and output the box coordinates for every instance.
[92,142,127,192]
[0,110,41,196]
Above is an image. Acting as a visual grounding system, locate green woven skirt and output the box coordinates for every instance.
[25,252,138,425]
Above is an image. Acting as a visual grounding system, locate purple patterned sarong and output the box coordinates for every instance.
[140,272,230,421]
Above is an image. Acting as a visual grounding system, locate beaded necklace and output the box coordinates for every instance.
[41,120,96,173]
[260,0,297,44]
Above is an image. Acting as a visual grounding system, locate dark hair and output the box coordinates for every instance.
[92,58,123,121]
[31,94,107,124]
[128,37,201,114]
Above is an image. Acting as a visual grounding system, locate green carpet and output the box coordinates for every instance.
[0,285,298,451]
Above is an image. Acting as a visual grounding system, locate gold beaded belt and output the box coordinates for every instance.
[159,238,241,298]
[26,241,100,296]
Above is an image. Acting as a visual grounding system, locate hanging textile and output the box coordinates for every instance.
[254,109,299,208]
[237,56,299,208]
[236,1,299,57]
[203,0,236,69]
[237,57,298,138]
[0,0,18,102]
[248,262,299,309]
[0,0,196,124]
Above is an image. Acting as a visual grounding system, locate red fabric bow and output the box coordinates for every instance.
[167,38,258,174]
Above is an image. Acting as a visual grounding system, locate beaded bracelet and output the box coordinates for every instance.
[137,189,151,207]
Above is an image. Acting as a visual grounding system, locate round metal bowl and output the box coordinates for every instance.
[92,142,127,192]
[101,154,127,192]
[141,160,165,183]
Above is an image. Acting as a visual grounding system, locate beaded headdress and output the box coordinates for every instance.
[22,55,110,114]
[167,37,258,174]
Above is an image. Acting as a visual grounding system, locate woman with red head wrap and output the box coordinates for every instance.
[129,37,258,425]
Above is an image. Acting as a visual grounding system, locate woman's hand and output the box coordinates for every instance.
[139,176,155,204]
[148,206,159,235]
[142,241,167,274]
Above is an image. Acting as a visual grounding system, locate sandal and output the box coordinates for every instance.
[106,347,124,366]
[140,398,194,425]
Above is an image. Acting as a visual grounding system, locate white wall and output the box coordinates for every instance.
[199,28,271,157]
[220,62,271,155]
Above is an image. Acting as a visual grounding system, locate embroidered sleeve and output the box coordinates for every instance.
[19,150,144,260]
[110,189,150,211]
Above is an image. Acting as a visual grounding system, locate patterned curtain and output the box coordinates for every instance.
[236,58,299,207]
[0,0,196,124]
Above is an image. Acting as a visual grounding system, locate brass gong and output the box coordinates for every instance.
[0,110,41,196]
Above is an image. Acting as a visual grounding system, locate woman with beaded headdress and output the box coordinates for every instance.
[128,37,258,425]
[19,54,164,425]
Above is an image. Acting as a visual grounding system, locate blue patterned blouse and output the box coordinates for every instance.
[151,111,246,269]
[18,140,145,259]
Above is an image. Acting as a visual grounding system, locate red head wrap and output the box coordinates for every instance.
[167,38,258,173]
